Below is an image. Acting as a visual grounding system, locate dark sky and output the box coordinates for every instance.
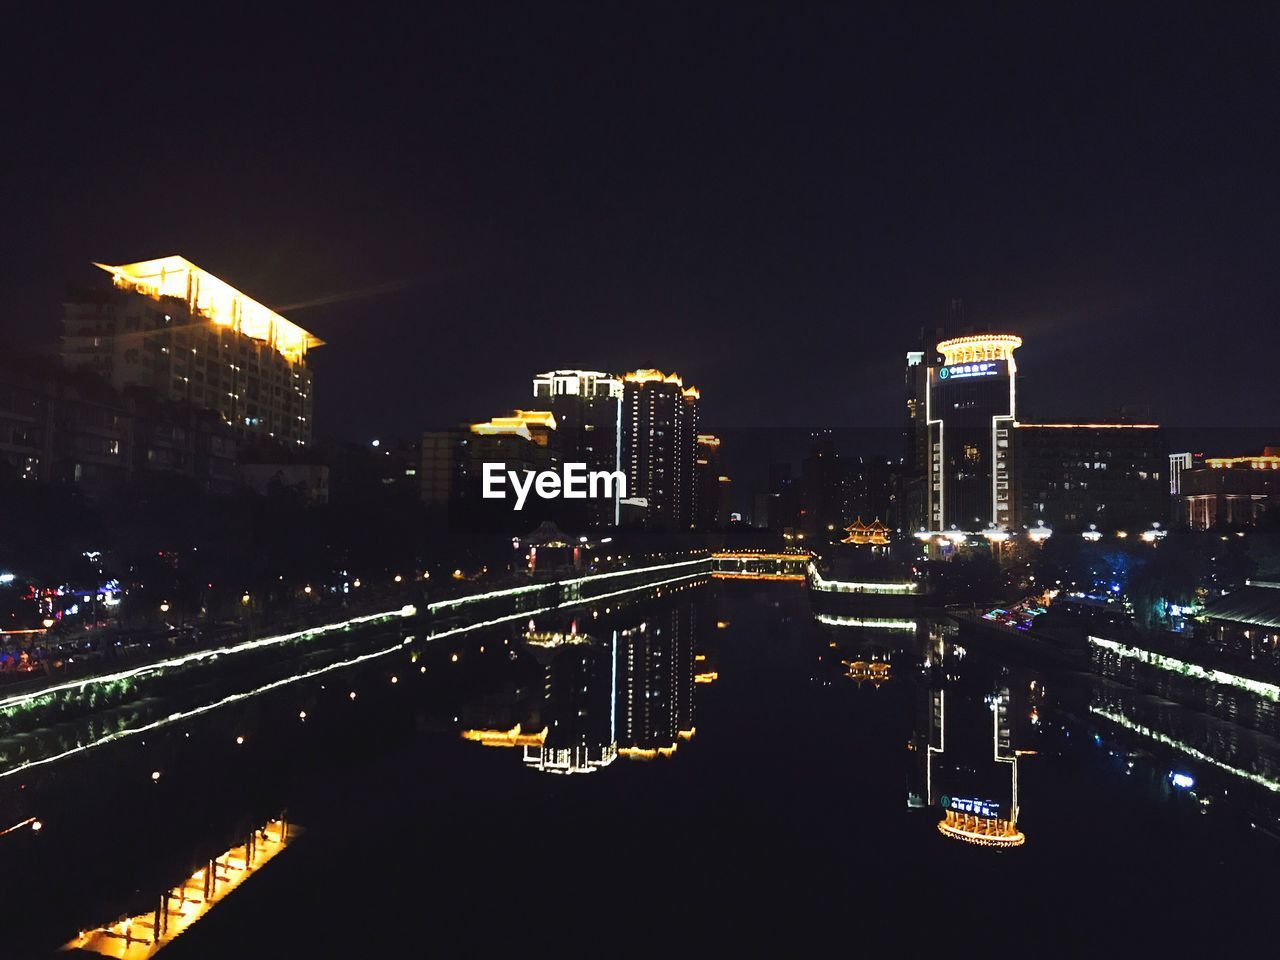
[5,4,1280,442]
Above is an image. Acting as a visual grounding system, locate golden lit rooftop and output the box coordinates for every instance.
[1015,422,1160,429]
[936,334,1022,365]
[469,411,558,439]
[624,368,683,386]
[1207,455,1280,469]
[95,256,324,362]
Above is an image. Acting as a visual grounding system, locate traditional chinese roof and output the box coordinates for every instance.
[1203,582,1280,630]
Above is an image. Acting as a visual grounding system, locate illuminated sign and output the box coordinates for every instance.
[939,795,1001,818]
[938,360,1006,381]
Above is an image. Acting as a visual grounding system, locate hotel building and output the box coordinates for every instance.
[907,326,1167,542]
[922,334,1022,532]
[63,257,322,446]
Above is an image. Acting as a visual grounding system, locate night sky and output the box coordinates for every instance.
[5,5,1280,443]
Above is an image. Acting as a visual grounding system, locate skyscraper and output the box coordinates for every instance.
[532,369,623,527]
[924,334,1022,532]
[620,369,700,530]
[694,434,727,530]
[63,257,321,446]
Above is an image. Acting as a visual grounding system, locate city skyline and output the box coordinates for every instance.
[5,7,1280,955]
[6,5,1280,442]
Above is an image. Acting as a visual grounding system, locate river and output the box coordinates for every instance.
[4,578,1276,956]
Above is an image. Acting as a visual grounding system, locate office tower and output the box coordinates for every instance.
[903,349,928,532]
[63,257,321,446]
[532,369,623,527]
[925,334,1022,532]
[695,434,727,530]
[620,369,699,530]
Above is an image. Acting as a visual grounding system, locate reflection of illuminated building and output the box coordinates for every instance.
[843,658,891,685]
[522,630,618,775]
[461,603,700,772]
[617,605,696,758]
[909,633,1031,847]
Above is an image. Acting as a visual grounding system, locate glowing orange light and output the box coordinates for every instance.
[95,256,323,362]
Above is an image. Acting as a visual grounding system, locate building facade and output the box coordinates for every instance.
[1176,450,1280,530]
[695,434,727,530]
[621,370,699,530]
[532,369,623,527]
[420,411,560,529]
[63,257,321,446]
[0,359,238,495]
[923,334,1021,532]
[1010,423,1167,531]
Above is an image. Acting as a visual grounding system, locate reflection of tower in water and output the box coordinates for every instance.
[909,629,1034,847]
[463,603,700,772]
[521,630,619,774]
[617,604,697,759]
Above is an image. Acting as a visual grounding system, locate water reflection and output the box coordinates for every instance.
[907,629,1036,847]
[459,603,700,773]
[11,579,1280,955]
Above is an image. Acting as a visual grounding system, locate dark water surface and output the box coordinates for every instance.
[4,582,1277,957]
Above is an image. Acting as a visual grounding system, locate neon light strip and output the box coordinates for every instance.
[1089,636,1280,702]
[807,561,918,594]
[814,614,917,631]
[0,637,416,782]
[428,557,710,612]
[1090,706,1280,793]
[0,606,416,714]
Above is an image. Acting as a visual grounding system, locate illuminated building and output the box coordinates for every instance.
[63,257,321,446]
[621,370,699,529]
[1009,422,1167,531]
[532,369,624,528]
[902,348,929,533]
[905,313,1167,543]
[1175,448,1279,529]
[842,518,890,546]
[420,411,559,522]
[1169,451,1196,495]
[924,334,1022,533]
[695,434,729,530]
